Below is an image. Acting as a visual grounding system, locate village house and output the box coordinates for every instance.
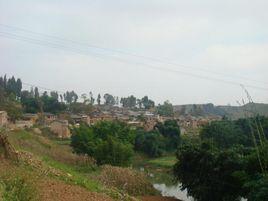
[22,113,39,124]
[15,120,33,129]
[50,120,71,138]
[43,113,57,124]
[0,111,8,128]
[89,111,114,125]
[71,114,91,125]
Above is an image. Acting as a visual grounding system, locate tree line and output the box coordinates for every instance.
[0,75,174,118]
[71,119,181,166]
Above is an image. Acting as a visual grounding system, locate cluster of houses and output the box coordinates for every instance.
[0,107,222,139]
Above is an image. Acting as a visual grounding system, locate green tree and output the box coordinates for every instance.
[200,120,247,149]
[71,121,135,166]
[97,94,101,105]
[155,120,181,151]
[174,143,245,201]
[156,101,174,116]
[135,130,165,157]
[141,96,155,109]
[120,95,137,108]
[103,93,115,106]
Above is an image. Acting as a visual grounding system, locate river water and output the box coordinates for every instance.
[153,183,194,201]
[153,183,247,201]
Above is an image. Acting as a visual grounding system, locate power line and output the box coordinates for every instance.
[1,23,267,85]
[0,24,268,92]
[22,82,65,94]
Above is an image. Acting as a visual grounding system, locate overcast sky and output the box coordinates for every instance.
[0,0,267,105]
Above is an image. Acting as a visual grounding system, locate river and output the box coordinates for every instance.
[153,183,247,201]
[153,183,194,201]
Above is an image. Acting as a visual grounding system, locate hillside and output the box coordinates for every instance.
[0,128,181,201]
[173,103,268,119]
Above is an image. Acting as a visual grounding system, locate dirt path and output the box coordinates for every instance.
[38,180,113,201]
[141,196,181,201]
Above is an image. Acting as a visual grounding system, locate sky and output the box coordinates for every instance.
[0,0,268,105]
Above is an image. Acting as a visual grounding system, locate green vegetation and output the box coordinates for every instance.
[0,163,38,201]
[71,121,135,166]
[98,165,156,196]
[156,101,174,117]
[147,156,176,168]
[174,116,268,201]
[42,156,101,191]
[135,130,165,157]
[134,120,181,157]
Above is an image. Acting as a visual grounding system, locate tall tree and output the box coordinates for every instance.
[103,93,115,106]
[141,96,155,109]
[89,91,95,105]
[157,100,174,116]
[97,94,101,105]
[50,91,59,100]
[34,87,39,99]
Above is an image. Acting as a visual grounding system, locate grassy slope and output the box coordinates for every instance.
[6,129,102,192]
[132,154,176,185]
[1,129,177,200]
[0,128,136,201]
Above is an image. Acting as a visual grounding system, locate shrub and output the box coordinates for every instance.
[0,169,38,201]
[71,122,135,166]
[98,165,156,196]
[135,130,165,157]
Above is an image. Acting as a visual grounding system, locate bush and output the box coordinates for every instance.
[246,175,268,201]
[98,165,156,196]
[71,121,135,166]
[95,137,133,166]
[174,142,245,201]
[155,120,180,151]
[0,170,38,201]
[135,130,165,157]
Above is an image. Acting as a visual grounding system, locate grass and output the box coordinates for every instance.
[98,165,156,196]
[132,153,177,185]
[42,156,101,192]
[0,161,39,201]
[147,156,177,168]
[4,129,106,193]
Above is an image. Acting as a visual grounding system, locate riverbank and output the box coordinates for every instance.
[132,153,193,201]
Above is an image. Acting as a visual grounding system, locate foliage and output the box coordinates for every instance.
[64,90,78,104]
[98,165,156,196]
[245,175,268,201]
[200,116,268,149]
[71,121,135,166]
[140,96,155,109]
[200,120,247,149]
[120,95,137,108]
[0,168,38,201]
[0,87,22,121]
[95,137,134,166]
[41,93,66,114]
[174,142,245,201]
[175,117,268,201]
[155,120,181,151]
[135,120,181,157]
[147,156,177,168]
[97,93,101,105]
[103,93,115,106]
[135,130,165,157]
[156,101,174,116]
[0,75,22,98]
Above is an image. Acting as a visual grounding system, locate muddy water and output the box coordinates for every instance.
[153,183,194,201]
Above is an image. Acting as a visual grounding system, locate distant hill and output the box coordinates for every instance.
[173,103,268,119]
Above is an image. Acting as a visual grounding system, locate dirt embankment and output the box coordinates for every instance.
[38,180,113,201]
